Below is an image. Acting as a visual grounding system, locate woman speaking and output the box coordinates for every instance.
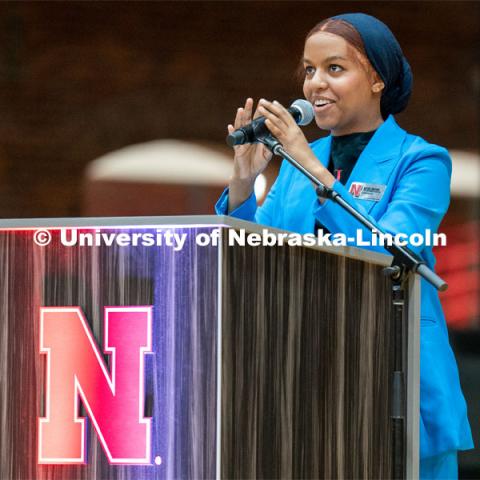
[216,12,473,479]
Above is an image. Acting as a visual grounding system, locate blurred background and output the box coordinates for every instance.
[0,1,478,475]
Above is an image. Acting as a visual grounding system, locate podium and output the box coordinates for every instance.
[0,216,419,479]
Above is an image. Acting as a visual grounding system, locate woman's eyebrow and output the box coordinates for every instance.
[324,55,348,62]
[302,55,348,63]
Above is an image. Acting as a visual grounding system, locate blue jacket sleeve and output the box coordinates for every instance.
[215,188,258,221]
[214,161,291,226]
[314,147,451,258]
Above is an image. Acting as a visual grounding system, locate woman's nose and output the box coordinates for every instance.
[311,71,328,89]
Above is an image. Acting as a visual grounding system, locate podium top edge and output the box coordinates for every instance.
[0,214,392,266]
[0,214,231,229]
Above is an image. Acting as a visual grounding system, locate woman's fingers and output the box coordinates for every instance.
[233,98,255,131]
[262,146,273,162]
[243,98,253,123]
[264,118,282,138]
[259,100,291,127]
[271,100,291,115]
[233,107,243,130]
[252,98,264,120]
[258,108,288,137]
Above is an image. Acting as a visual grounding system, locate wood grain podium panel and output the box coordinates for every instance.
[221,240,394,479]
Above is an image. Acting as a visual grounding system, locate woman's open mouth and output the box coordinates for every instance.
[313,99,335,112]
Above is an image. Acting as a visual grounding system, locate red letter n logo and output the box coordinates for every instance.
[349,182,364,198]
[38,306,152,465]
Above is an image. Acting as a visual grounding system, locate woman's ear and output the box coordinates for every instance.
[372,81,385,93]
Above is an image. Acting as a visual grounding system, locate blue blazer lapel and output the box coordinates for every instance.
[312,135,332,169]
[344,116,407,214]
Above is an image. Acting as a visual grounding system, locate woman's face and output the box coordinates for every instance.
[302,32,383,136]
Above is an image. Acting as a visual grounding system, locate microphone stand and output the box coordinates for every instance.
[258,134,447,480]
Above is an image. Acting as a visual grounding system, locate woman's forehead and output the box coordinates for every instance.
[303,31,355,61]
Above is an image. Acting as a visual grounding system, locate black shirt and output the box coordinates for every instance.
[315,130,376,234]
[327,130,376,185]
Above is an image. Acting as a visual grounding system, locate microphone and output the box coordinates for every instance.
[226,99,314,147]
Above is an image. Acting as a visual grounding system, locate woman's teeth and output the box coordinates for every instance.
[314,99,334,107]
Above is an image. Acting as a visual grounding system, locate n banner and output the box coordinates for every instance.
[38,306,152,464]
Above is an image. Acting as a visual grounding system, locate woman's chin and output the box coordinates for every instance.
[314,117,337,132]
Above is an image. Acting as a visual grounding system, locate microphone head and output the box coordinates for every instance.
[291,99,314,126]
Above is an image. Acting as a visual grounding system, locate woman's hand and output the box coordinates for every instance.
[258,99,335,189]
[228,98,273,212]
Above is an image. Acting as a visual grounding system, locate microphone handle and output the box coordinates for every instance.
[226,106,302,147]
[226,119,267,147]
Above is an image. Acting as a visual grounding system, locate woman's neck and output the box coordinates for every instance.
[331,112,384,137]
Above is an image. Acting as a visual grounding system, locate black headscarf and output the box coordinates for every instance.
[332,13,413,118]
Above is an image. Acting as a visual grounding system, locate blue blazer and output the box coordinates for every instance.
[216,115,473,458]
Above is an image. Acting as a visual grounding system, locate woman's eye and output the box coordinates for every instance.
[305,66,315,76]
[329,64,344,73]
